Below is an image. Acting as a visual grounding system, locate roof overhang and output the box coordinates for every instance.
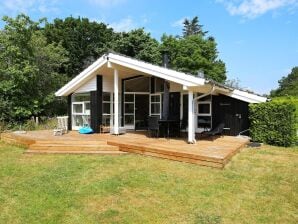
[55,56,106,96]
[55,53,205,96]
[226,89,267,103]
[55,52,267,104]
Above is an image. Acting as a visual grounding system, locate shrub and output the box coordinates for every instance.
[0,117,58,133]
[249,100,297,147]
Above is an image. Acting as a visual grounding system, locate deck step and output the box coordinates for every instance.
[25,149,127,155]
[0,134,35,147]
[34,140,107,145]
[29,144,119,151]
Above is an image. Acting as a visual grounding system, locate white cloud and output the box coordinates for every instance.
[171,17,188,27]
[217,0,298,18]
[0,0,59,15]
[89,0,126,8]
[109,17,136,32]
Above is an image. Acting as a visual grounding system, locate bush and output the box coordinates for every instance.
[0,117,58,133]
[249,100,297,147]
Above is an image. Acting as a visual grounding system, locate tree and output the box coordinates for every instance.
[44,17,114,78]
[0,14,68,122]
[270,67,298,97]
[225,78,241,89]
[183,16,207,37]
[160,34,226,83]
[113,28,161,65]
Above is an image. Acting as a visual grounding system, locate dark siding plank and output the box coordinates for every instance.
[67,94,72,131]
[90,75,103,133]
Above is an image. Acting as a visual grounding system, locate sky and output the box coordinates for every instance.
[0,0,297,95]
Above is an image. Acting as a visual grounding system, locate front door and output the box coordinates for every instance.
[135,94,149,130]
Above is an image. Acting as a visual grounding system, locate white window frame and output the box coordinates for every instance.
[197,101,212,116]
[196,100,212,133]
[124,93,135,129]
[72,101,90,130]
[72,102,84,115]
[102,92,112,126]
[150,93,162,118]
[72,101,91,115]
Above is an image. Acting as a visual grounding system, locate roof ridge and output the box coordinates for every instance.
[107,51,266,97]
[106,50,204,78]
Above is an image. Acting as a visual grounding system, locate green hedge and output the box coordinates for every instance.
[249,100,297,147]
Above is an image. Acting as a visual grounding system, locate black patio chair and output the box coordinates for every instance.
[201,122,225,138]
[148,116,160,137]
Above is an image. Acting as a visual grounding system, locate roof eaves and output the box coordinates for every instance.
[108,52,205,86]
[55,55,107,96]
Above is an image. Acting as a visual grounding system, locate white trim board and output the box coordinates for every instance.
[55,52,267,104]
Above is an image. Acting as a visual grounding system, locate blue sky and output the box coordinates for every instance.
[0,0,297,94]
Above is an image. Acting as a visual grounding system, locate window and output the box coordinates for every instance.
[72,93,91,128]
[124,77,150,92]
[73,103,83,114]
[124,93,135,127]
[197,102,211,116]
[85,102,90,115]
[150,94,161,117]
[196,97,212,132]
[102,92,112,126]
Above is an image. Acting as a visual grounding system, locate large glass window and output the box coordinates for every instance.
[124,77,150,92]
[150,94,161,117]
[124,93,134,127]
[102,92,112,126]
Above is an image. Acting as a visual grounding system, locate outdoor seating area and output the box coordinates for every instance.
[1,130,250,168]
[148,116,181,138]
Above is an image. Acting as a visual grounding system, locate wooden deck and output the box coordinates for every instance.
[0,130,249,168]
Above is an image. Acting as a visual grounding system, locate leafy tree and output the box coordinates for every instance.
[160,34,226,83]
[113,28,161,64]
[0,14,68,122]
[183,16,207,37]
[271,67,298,97]
[44,17,114,78]
[225,78,241,89]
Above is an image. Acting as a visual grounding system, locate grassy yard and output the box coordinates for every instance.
[0,142,297,224]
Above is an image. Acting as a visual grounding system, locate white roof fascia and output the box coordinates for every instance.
[55,56,107,96]
[226,89,267,103]
[55,52,266,103]
[108,53,205,87]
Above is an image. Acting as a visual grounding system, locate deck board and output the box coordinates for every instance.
[1,130,249,168]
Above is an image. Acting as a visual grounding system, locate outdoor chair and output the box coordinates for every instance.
[53,116,68,136]
[148,116,160,137]
[201,122,225,139]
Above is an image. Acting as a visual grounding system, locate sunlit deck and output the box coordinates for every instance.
[1,130,249,168]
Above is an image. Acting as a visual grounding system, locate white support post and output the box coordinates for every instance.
[113,69,119,135]
[188,90,194,143]
[180,92,183,121]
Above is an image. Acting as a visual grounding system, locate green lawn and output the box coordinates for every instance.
[0,142,297,224]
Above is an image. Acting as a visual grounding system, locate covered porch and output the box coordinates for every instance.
[66,54,230,143]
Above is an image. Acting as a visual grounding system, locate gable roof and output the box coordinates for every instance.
[55,52,267,103]
[55,52,205,97]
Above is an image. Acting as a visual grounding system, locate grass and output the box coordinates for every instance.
[0,142,297,224]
